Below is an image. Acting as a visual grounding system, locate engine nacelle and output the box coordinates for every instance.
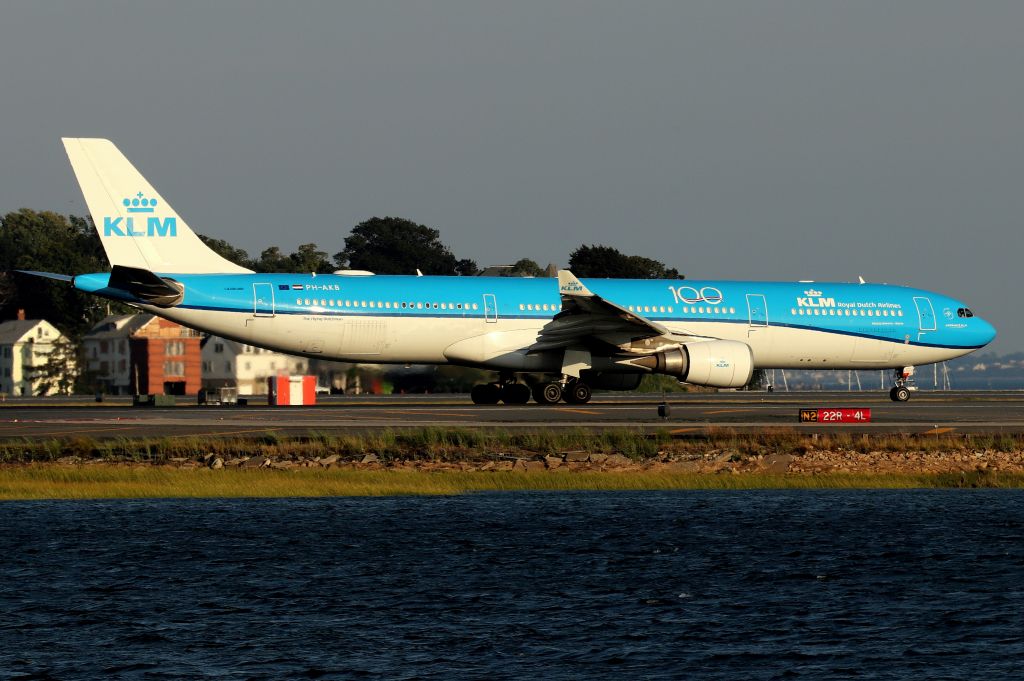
[631,340,754,388]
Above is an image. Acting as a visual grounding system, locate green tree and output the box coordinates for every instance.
[335,217,474,275]
[198,234,253,269]
[0,210,114,338]
[507,258,544,277]
[253,246,293,273]
[290,243,334,273]
[455,259,479,276]
[568,244,682,279]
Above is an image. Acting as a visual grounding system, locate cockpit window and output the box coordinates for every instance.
[957,308,974,318]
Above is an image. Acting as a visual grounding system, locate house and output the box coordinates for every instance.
[201,336,309,394]
[0,312,74,396]
[83,314,202,395]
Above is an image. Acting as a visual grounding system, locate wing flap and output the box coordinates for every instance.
[531,271,683,353]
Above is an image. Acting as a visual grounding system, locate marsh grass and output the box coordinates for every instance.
[1,428,1023,465]
[2,466,1022,500]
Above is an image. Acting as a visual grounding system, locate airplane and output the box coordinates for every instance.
[20,138,996,405]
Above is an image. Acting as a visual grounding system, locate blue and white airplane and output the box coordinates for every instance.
[24,139,996,404]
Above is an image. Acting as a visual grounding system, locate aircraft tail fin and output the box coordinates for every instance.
[62,138,251,274]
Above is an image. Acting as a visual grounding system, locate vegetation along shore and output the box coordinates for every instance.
[2,429,1024,498]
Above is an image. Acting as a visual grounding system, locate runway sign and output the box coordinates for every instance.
[799,408,871,423]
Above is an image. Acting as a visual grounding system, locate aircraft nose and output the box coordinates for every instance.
[976,318,997,347]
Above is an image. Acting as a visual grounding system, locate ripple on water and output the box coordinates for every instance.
[1,491,1023,679]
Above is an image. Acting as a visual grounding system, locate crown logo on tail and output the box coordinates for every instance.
[123,192,158,214]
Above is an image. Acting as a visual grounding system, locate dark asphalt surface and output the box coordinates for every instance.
[1,391,1022,439]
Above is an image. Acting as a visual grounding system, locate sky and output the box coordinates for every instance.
[0,1,1021,351]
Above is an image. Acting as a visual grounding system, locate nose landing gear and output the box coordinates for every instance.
[889,366,916,402]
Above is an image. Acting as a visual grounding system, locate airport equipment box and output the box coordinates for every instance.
[267,375,317,406]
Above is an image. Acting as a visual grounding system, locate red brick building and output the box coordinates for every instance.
[85,315,202,395]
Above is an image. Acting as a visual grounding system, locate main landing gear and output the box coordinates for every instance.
[470,374,531,405]
[471,375,593,405]
[531,378,592,405]
[889,366,916,402]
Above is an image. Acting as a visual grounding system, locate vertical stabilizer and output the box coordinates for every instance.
[62,138,251,274]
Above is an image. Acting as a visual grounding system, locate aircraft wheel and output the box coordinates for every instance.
[471,383,501,405]
[501,383,531,405]
[893,386,911,402]
[564,381,592,404]
[533,382,563,405]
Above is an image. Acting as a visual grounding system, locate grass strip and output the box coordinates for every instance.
[1,466,1023,500]
[2,428,1023,464]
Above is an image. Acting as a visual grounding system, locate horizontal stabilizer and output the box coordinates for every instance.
[15,270,74,283]
[108,265,184,307]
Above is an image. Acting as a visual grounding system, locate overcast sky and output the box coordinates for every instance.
[1,1,1020,351]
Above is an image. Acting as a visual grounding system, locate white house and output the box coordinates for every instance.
[81,314,152,394]
[201,336,309,394]
[0,315,72,396]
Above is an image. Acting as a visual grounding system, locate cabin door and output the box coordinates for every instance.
[253,283,275,317]
[913,296,936,340]
[746,294,768,328]
[483,294,498,323]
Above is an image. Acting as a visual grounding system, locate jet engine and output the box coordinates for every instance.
[630,340,754,388]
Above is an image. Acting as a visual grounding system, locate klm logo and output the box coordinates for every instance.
[797,288,836,308]
[124,191,157,213]
[104,192,176,237]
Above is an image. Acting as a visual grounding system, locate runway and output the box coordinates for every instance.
[1,391,1023,440]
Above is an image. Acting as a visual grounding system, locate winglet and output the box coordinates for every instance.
[557,270,594,297]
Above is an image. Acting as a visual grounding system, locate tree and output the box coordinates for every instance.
[0,210,114,338]
[334,217,473,275]
[455,259,479,276]
[253,246,293,273]
[198,234,253,269]
[508,258,544,277]
[290,243,334,274]
[568,244,682,279]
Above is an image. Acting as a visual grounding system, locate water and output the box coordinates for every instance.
[2,491,1024,680]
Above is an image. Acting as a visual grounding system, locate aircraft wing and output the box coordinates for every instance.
[529,271,689,353]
